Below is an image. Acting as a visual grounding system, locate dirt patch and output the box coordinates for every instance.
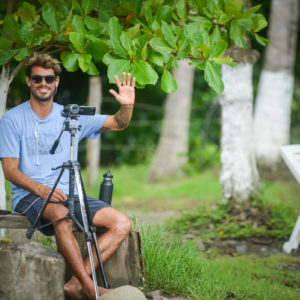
[205,238,294,257]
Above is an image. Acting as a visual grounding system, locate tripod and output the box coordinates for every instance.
[26,111,109,298]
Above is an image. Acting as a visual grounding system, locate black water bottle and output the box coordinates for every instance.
[99,170,113,205]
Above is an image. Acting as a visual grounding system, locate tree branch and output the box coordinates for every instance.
[9,58,29,83]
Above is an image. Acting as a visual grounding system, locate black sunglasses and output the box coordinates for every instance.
[31,75,57,84]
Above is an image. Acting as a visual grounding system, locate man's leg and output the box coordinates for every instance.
[42,203,108,300]
[65,207,132,292]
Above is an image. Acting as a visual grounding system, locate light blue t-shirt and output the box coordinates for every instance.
[0,101,107,210]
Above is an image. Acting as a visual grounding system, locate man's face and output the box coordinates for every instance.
[26,66,59,102]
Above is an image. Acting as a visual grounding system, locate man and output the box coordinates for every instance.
[0,53,135,300]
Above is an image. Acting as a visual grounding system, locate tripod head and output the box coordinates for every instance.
[49,104,96,155]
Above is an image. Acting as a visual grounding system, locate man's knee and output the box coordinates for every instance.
[44,204,69,223]
[112,215,132,236]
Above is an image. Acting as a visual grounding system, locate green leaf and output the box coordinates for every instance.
[144,6,153,26]
[72,0,83,15]
[15,48,32,61]
[177,31,190,59]
[69,32,86,52]
[16,3,37,23]
[130,60,158,85]
[108,17,122,40]
[155,5,172,22]
[200,43,210,59]
[19,22,33,44]
[225,0,244,17]
[149,38,174,54]
[42,3,59,33]
[253,14,268,32]
[190,59,205,70]
[254,33,270,46]
[149,52,164,67]
[239,5,262,19]
[120,32,133,53]
[141,42,149,60]
[110,39,129,59]
[218,12,233,25]
[211,26,222,42]
[103,52,116,65]
[87,61,99,75]
[72,15,87,34]
[188,16,213,30]
[161,21,176,49]
[3,15,19,41]
[165,55,177,69]
[78,53,92,72]
[200,27,211,48]
[0,50,16,65]
[212,56,234,64]
[62,52,79,72]
[210,40,228,58]
[84,16,100,31]
[127,24,140,39]
[0,37,13,50]
[237,17,254,31]
[86,37,108,62]
[204,61,223,94]
[176,0,187,20]
[161,69,178,93]
[107,59,131,83]
[82,0,95,15]
[230,21,246,48]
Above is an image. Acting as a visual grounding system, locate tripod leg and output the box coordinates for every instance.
[77,167,110,288]
[74,164,100,298]
[26,165,66,239]
[91,230,110,288]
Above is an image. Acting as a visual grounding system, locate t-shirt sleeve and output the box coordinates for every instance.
[79,114,108,141]
[0,116,20,159]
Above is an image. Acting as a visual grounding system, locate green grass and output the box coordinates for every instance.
[82,164,223,214]
[141,225,300,300]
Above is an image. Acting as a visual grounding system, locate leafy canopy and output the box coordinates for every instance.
[0,0,268,94]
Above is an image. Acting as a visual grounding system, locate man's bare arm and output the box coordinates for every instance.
[2,158,67,202]
[98,104,134,132]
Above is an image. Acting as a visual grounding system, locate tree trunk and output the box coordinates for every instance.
[220,62,259,204]
[254,0,299,173]
[86,76,102,186]
[0,67,11,238]
[147,60,194,181]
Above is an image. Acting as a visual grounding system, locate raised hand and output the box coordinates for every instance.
[109,72,136,105]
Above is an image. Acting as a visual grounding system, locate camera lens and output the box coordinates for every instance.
[69,104,80,114]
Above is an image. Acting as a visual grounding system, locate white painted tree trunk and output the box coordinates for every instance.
[254,0,298,170]
[147,60,194,181]
[86,76,102,186]
[219,64,259,203]
[0,67,11,238]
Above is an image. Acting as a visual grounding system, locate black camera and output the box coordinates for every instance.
[62,104,96,118]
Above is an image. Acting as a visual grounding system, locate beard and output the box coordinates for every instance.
[31,85,56,102]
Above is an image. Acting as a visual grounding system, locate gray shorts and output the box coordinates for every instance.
[15,193,111,236]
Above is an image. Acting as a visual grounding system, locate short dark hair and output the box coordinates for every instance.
[25,53,61,77]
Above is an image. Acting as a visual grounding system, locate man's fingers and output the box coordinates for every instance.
[126,73,131,85]
[131,77,136,88]
[114,75,121,88]
[122,72,126,86]
[51,189,67,202]
[109,89,120,100]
